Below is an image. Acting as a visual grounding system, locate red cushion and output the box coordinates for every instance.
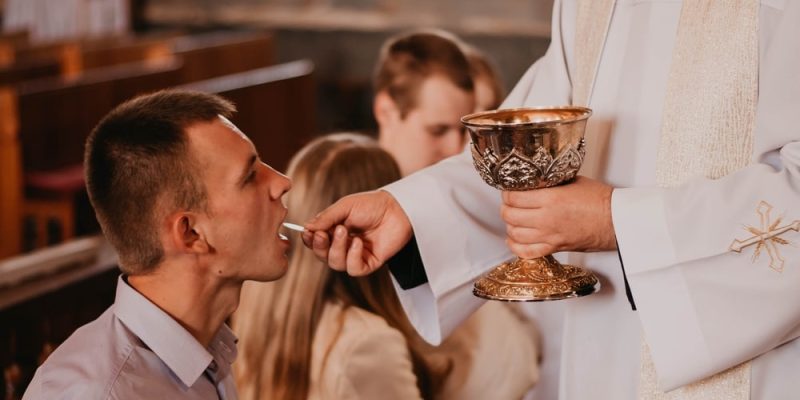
[25,164,85,194]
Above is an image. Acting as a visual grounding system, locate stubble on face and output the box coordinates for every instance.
[185,116,290,283]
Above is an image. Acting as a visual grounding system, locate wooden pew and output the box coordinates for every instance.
[11,35,177,79]
[6,33,176,76]
[79,35,176,71]
[172,31,274,83]
[0,30,29,47]
[0,236,117,398]
[179,59,316,172]
[3,30,270,85]
[0,31,29,67]
[18,59,182,172]
[13,41,82,77]
[0,58,61,86]
[11,59,183,251]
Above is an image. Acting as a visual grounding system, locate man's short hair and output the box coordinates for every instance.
[373,30,474,118]
[463,45,506,110]
[84,89,235,275]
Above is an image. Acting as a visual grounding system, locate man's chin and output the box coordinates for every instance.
[272,264,290,281]
[255,260,289,282]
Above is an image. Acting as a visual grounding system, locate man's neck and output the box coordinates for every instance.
[127,263,240,347]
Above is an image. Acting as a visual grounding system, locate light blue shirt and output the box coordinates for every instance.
[23,276,238,400]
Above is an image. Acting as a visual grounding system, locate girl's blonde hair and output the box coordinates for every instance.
[233,133,449,400]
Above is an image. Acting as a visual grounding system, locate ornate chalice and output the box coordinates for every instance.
[462,107,600,301]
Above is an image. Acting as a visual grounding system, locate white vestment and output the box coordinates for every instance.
[384,1,800,399]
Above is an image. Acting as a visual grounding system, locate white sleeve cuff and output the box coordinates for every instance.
[611,187,677,274]
[390,277,485,345]
[612,187,713,389]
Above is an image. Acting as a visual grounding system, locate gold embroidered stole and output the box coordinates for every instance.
[572,0,616,180]
[573,0,759,398]
[643,1,758,397]
[573,0,616,106]
[654,0,758,188]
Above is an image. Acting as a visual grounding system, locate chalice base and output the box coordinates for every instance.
[473,256,600,302]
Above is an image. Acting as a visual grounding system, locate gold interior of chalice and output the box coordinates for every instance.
[462,107,600,301]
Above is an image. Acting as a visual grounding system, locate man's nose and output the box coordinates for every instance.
[265,164,291,199]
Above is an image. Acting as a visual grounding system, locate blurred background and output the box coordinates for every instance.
[0,1,552,398]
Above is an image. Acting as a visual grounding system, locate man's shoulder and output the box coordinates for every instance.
[24,307,138,399]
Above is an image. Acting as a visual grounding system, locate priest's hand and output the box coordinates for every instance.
[302,190,413,276]
[501,176,617,259]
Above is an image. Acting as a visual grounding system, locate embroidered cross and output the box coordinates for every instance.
[729,201,799,272]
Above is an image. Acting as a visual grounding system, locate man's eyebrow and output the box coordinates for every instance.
[238,154,258,184]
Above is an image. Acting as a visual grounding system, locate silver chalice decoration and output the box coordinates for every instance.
[462,106,600,301]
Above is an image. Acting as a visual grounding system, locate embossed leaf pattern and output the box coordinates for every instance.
[545,148,580,186]
[498,154,540,189]
[545,139,586,186]
[530,147,552,172]
[469,140,585,190]
[483,147,499,166]
[471,145,496,187]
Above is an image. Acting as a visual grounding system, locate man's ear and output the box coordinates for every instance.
[166,212,210,255]
[373,91,401,126]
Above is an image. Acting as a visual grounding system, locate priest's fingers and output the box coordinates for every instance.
[502,190,548,209]
[345,237,369,276]
[506,225,554,245]
[500,204,550,229]
[326,225,351,271]
[506,238,556,259]
[305,196,356,232]
[302,229,314,248]
[310,230,332,263]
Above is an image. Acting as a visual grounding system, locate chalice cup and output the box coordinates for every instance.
[462,106,600,301]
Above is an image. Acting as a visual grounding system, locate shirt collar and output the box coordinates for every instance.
[113,276,238,387]
[206,324,239,384]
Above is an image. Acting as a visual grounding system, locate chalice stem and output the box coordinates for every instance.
[539,255,566,277]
